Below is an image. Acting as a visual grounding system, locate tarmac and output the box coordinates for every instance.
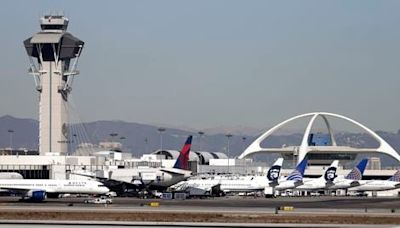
[0,196,399,226]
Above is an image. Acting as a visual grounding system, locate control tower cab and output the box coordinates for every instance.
[24,15,84,155]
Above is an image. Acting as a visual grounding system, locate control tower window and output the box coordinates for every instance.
[41,25,64,30]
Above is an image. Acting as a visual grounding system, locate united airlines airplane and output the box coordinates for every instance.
[325,159,368,190]
[275,158,308,191]
[348,169,400,192]
[0,179,109,201]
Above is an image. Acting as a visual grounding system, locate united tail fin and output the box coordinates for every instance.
[267,158,283,181]
[345,159,368,180]
[173,135,192,170]
[388,169,400,182]
[286,158,307,181]
[323,160,338,182]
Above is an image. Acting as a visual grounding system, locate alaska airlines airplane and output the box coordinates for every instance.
[295,160,339,191]
[0,179,109,201]
[173,158,284,194]
[325,159,368,190]
[348,169,400,192]
[275,158,308,191]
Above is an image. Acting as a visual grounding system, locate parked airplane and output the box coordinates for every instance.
[0,179,109,201]
[172,158,284,195]
[0,172,23,179]
[73,135,193,194]
[275,158,308,191]
[325,158,369,190]
[295,160,339,191]
[348,169,400,192]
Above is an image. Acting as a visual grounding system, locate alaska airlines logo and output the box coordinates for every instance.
[346,168,362,180]
[324,167,337,181]
[267,165,281,181]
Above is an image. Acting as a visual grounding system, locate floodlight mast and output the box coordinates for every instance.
[24,15,84,155]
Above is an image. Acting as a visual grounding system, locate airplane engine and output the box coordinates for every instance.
[26,190,47,202]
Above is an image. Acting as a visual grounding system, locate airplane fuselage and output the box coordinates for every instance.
[348,180,400,192]
[0,179,109,194]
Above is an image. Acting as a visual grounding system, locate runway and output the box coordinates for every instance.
[0,196,398,226]
[0,196,399,209]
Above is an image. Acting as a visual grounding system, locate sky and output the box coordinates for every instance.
[0,0,399,132]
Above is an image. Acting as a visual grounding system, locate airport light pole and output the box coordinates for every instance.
[241,136,247,174]
[8,129,14,155]
[144,137,149,154]
[226,134,233,174]
[120,136,126,151]
[198,131,204,151]
[110,133,118,142]
[158,128,166,152]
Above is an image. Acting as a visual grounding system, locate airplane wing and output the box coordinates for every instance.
[160,168,191,176]
[71,172,144,189]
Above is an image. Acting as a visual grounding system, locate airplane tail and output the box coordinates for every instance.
[172,135,192,170]
[267,158,283,181]
[345,159,368,180]
[388,169,400,182]
[286,158,307,181]
[323,160,338,182]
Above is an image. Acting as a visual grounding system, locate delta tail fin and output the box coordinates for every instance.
[286,158,307,181]
[323,160,338,182]
[345,159,368,180]
[173,135,192,170]
[388,169,400,182]
[267,158,284,181]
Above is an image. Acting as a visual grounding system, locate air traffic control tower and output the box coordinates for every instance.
[24,15,84,155]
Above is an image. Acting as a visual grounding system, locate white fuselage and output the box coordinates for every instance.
[324,178,359,190]
[275,179,302,191]
[0,179,109,194]
[178,175,271,193]
[295,177,329,191]
[348,180,400,192]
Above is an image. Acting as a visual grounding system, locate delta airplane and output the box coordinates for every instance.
[173,158,284,194]
[275,158,308,191]
[75,136,193,193]
[348,169,400,192]
[325,158,369,190]
[0,179,109,201]
[294,160,339,191]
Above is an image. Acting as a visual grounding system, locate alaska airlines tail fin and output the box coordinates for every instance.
[345,159,368,180]
[388,169,400,182]
[286,159,307,181]
[173,135,192,170]
[267,158,283,181]
[323,160,339,182]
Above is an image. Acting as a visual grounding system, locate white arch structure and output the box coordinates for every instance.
[238,112,400,164]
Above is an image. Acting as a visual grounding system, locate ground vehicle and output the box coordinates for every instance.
[84,197,112,204]
[105,191,117,197]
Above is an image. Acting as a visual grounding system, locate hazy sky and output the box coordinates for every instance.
[0,1,399,132]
